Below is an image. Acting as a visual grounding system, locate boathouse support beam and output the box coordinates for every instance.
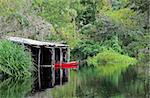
[60,48,63,85]
[51,47,55,86]
[38,48,41,89]
[67,47,70,82]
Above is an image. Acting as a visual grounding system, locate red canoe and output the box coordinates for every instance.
[55,61,79,69]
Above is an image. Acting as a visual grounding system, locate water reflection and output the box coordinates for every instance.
[76,66,149,98]
[0,64,149,98]
[0,77,33,98]
[51,64,149,98]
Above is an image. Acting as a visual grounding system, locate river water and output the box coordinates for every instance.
[0,65,149,98]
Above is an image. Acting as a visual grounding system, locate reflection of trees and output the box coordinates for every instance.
[0,78,33,98]
[76,66,149,98]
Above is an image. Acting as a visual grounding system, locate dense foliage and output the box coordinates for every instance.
[0,40,33,77]
[0,0,149,56]
[0,0,149,98]
[0,78,33,98]
[0,0,149,77]
[88,50,137,84]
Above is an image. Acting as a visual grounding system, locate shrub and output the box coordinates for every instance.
[0,40,33,78]
[87,50,137,84]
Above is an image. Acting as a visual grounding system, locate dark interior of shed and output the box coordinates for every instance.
[29,46,69,90]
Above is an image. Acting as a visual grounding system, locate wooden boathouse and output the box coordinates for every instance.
[6,36,76,90]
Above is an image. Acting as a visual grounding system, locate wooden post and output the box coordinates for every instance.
[67,47,70,82]
[38,48,41,89]
[60,48,63,85]
[51,47,55,86]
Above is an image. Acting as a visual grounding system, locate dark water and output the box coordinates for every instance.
[0,65,149,98]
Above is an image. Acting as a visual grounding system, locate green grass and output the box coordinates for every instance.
[0,40,33,78]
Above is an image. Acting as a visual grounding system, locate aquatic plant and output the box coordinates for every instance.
[87,50,137,84]
[0,40,33,77]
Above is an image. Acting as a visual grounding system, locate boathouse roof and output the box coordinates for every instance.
[6,36,68,47]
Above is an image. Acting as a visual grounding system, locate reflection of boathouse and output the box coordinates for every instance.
[6,36,74,90]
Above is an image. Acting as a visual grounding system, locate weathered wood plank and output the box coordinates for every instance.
[40,65,52,67]
[60,48,63,85]
[6,36,68,47]
[38,48,41,89]
[67,47,70,82]
[51,47,55,86]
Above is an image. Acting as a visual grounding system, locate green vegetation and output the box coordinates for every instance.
[0,0,149,98]
[0,40,33,77]
[0,78,33,98]
[87,50,137,84]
